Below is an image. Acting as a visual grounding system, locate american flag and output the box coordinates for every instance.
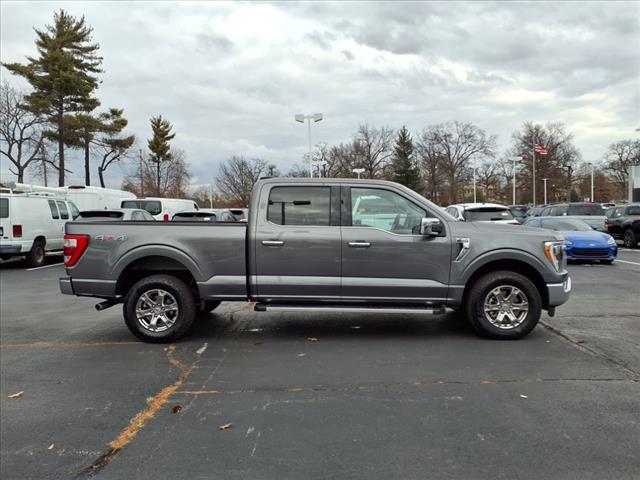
[534,143,549,155]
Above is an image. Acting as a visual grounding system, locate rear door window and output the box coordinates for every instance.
[627,206,640,216]
[567,204,603,215]
[463,208,514,222]
[267,186,331,226]
[56,200,69,219]
[0,198,8,218]
[48,200,60,219]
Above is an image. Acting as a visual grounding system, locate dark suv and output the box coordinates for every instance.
[606,203,640,248]
[539,203,606,231]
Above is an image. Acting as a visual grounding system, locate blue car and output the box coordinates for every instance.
[524,217,617,264]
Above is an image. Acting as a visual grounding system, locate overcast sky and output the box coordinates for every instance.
[1,1,639,189]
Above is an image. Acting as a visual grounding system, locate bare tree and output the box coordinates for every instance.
[94,109,135,187]
[475,161,501,202]
[603,139,640,199]
[215,156,267,206]
[415,128,444,202]
[419,122,497,204]
[122,148,191,198]
[0,82,47,182]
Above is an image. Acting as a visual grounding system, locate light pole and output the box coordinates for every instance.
[352,168,365,179]
[510,157,522,205]
[472,166,477,203]
[542,178,548,205]
[588,162,595,202]
[295,113,323,178]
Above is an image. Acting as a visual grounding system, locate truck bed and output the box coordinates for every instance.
[64,221,248,300]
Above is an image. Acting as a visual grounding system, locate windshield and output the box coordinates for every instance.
[464,208,514,221]
[567,204,604,215]
[627,206,640,216]
[541,219,592,231]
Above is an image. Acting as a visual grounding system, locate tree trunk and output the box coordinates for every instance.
[98,166,105,188]
[17,167,24,183]
[449,173,457,204]
[157,161,161,196]
[84,138,91,186]
[57,103,65,187]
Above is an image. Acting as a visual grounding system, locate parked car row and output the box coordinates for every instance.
[1,186,249,266]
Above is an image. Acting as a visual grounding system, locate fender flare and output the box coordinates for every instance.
[458,248,552,285]
[111,245,205,282]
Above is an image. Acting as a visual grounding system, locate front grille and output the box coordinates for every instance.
[571,248,609,257]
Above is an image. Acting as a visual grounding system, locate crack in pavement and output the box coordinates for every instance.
[540,320,639,377]
[75,345,195,478]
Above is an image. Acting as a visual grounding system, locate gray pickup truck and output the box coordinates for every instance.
[60,178,571,342]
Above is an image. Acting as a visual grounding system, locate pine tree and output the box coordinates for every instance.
[96,109,135,187]
[147,116,176,196]
[390,126,420,190]
[3,10,103,186]
[67,99,102,185]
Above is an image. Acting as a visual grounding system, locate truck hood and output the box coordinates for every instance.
[448,221,565,243]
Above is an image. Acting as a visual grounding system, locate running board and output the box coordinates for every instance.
[254,304,447,315]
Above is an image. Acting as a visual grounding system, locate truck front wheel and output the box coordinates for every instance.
[465,271,542,340]
[123,274,197,343]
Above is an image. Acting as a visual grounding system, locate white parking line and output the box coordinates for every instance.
[26,262,64,271]
[619,248,640,253]
[615,259,640,266]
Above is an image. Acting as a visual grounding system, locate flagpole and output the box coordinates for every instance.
[532,140,536,206]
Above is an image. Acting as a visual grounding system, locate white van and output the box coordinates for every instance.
[0,193,80,267]
[120,197,198,221]
[63,185,136,211]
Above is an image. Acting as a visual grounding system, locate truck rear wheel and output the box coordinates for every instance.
[25,240,45,268]
[123,274,196,343]
[465,270,541,340]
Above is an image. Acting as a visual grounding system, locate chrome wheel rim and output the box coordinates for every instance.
[624,231,632,247]
[483,285,529,330]
[135,289,179,332]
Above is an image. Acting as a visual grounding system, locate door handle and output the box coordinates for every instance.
[262,240,284,247]
[348,241,371,248]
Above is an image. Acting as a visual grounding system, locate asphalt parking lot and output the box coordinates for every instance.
[1,251,639,480]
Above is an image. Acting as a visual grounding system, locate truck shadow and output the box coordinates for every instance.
[191,307,478,341]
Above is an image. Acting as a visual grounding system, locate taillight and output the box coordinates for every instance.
[13,225,22,237]
[163,214,169,221]
[64,234,89,267]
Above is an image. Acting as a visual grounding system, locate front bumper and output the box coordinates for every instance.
[547,274,572,307]
[566,245,617,261]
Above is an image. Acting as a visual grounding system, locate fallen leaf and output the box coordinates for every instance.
[7,391,24,399]
[48,443,55,450]
[297,353,306,357]
[307,337,319,342]
[480,381,495,384]
[520,394,528,399]
[254,341,264,346]
[219,423,233,431]
[576,340,586,344]
[171,405,183,414]
[288,387,304,392]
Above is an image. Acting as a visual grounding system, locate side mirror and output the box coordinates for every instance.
[420,217,444,236]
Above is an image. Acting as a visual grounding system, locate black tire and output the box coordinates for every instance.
[200,300,221,313]
[25,240,45,268]
[123,274,196,343]
[465,270,542,340]
[601,260,614,265]
[623,230,637,248]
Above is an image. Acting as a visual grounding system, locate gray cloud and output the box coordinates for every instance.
[1,0,638,189]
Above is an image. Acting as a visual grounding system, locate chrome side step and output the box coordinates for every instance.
[254,304,447,315]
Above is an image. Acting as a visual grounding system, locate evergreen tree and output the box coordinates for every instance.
[390,126,420,190]
[67,99,102,185]
[3,10,102,186]
[147,115,176,195]
[95,109,135,187]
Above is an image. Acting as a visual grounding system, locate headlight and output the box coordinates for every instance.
[607,236,616,245]
[544,241,565,272]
